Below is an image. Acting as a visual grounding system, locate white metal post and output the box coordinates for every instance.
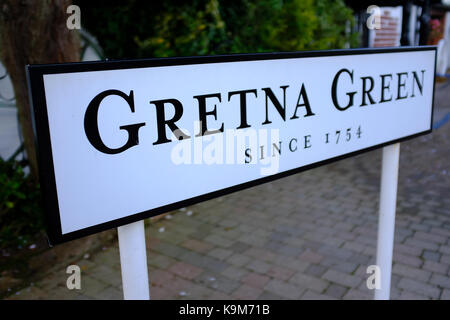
[374,143,400,300]
[117,220,150,300]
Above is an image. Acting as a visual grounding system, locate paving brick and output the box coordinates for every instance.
[276,244,304,257]
[343,289,372,300]
[269,231,291,242]
[180,251,229,273]
[244,247,276,262]
[362,245,376,256]
[272,255,310,272]
[266,265,295,281]
[439,245,450,256]
[221,266,248,281]
[163,276,195,294]
[322,237,345,248]
[441,289,450,300]
[37,286,81,300]
[77,275,110,298]
[441,254,450,265]
[392,263,431,282]
[304,264,328,277]
[232,284,263,300]
[353,264,373,281]
[148,253,176,269]
[317,245,354,260]
[238,234,266,247]
[423,261,449,275]
[264,279,303,299]
[342,242,366,254]
[178,283,216,300]
[161,231,189,245]
[322,270,362,288]
[350,254,372,265]
[423,250,441,262]
[397,278,441,299]
[325,283,348,299]
[409,222,429,232]
[431,227,450,238]
[150,269,175,287]
[290,273,329,293]
[404,238,440,251]
[194,273,241,295]
[241,273,271,288]
[168,262,203,280]
[74,294,95,300]
[246,260,271,274]
[299,249,323,264]
[96,286,122,300]
[303,240,323,251]
[227,241,251,254]
[414,231,447,244]
[207,248,233,261]
[430,273,450,289]
[204,234,234,248]
[320,257,359,274]
[6,286,48,300]
[153,242,185,259]
[393,252,423,268]
[301,289,337,300]
[398,291,431,300]
[226,253,251,267]
[180,239,212,253]
[87,265,122,287]
[258,291,284,300]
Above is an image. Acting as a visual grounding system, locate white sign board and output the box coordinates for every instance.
[27,47,436,244]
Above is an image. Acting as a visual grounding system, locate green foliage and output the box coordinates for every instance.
[76,0,359,59]
[134,0,228,57]
[0,158,44,248]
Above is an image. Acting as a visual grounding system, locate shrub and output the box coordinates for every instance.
[76,0,359,59]
[0,158,44,249]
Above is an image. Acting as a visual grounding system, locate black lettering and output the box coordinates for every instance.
[289,138,298,152]
[262,86,289,125]
[411,70,425,97]
[396,72,408,100]
[304,135,311,149]
[245,148,252,163]
[331,68,356,111]
[291,84,315,119]
[84,89,145,154]
[151,99,190,145]
[228,89,257,129]
[194,93,223,136]
[272,141,281,156]
[380,74,393,103]
[360,76,375,106]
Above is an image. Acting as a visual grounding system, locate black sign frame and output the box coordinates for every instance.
[27,46,437,245]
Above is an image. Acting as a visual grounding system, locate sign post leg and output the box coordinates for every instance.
[374,143,400,300]
[118,220,150,300]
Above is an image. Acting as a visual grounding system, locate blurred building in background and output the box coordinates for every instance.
[347,0,450,74]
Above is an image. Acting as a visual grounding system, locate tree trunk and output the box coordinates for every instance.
[0,0,80,181]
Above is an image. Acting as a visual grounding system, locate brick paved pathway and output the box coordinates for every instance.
[7,83,450,300]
